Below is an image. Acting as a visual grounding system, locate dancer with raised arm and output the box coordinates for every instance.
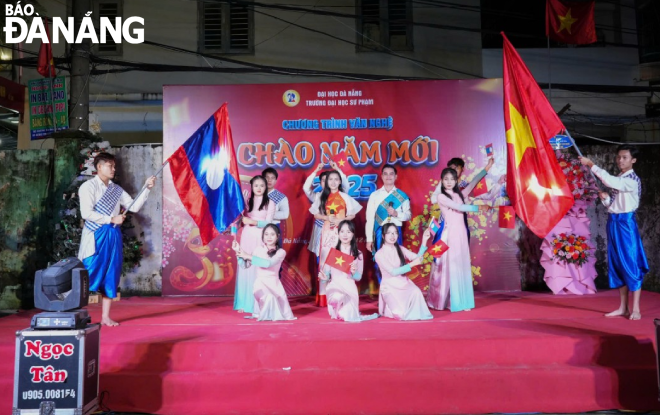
[428,168,490,312]
[78,152,156,326]
[375,223,433,321]
[303,161,350,259]
[580,145,648,320]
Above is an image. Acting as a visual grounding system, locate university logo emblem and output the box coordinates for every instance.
[283,90,300,107]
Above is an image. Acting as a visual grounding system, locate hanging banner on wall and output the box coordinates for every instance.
[162,79,519,297]
[28,76,68,139]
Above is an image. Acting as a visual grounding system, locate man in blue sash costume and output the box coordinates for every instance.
[78,153,156,326]
[366,165,412,282]
[262,167,290,229]
[580,145,648,320]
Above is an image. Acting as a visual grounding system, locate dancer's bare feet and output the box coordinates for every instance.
[604,309,629,318]
[629,311,641,320]
[101,317,120,326]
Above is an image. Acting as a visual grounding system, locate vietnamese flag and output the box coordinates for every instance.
[37,18,56,78]
[502,33,574,238]
[546,0,596,45]
[325,248,354,274]
[168,103,245,245]
[498,206,516,229]
[330,150,353,173]
[429,240,449,259]
[470,177,488,197]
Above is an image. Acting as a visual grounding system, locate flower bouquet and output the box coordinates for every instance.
[551,233,591,267]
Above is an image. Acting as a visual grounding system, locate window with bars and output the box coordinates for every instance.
[199,2,253,54]
[356,0,413,52]
[94,0,122,56]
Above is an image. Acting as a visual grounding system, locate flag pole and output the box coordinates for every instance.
[547,37,552,104]
[562,129,601,188]
[121,160,170,215]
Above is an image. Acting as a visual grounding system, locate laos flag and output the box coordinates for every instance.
[168,103,245,246]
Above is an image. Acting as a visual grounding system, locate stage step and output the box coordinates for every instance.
[3,327,652,374]
[96,333,655,372]
[2,342,657,414]
[1,363,657,414]
[63,364,660,414]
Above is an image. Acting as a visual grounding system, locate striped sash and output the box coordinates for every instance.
[269,189,286,205]
[84,183,124,232]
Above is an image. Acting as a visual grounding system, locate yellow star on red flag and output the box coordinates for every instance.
[557,8,578,34]
[506,102,536,168]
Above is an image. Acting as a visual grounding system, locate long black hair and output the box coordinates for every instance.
[248,175,270,212]
[319,171,329,188]
[381,223,406,267]
[319,170,344,215]
[440,168,465,204]
[335,220,360,259]
[261,223,282,258]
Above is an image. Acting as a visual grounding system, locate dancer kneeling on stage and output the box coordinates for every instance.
[319,220,378,322]
[232,224,296,321]
[234,176,275,314]
[580,145,648,320]
[78,152,156,327]
[375,223,433,321]
[428,168,490,312]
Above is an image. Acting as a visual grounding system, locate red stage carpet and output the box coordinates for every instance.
[1,290,659,414]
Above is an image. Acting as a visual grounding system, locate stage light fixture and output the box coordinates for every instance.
[32,258,91,329]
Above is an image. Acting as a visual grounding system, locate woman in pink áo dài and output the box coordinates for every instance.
[428,168,490,312]
[233,224,296,321]
[234,175,275,314]
[319,220,378,322]
[375,223,433,321]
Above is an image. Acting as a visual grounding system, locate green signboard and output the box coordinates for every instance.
[29,77,68,139]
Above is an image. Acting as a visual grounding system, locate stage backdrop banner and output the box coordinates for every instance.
[162,80,520,296]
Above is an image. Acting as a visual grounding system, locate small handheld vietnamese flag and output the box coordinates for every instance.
[470,177,489,197]
[428,217,441,237]
[499,206,516,229]
[326,248,354,274]
[429,240,449,259]
[485,143,494,157]
[331,151,351,171]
